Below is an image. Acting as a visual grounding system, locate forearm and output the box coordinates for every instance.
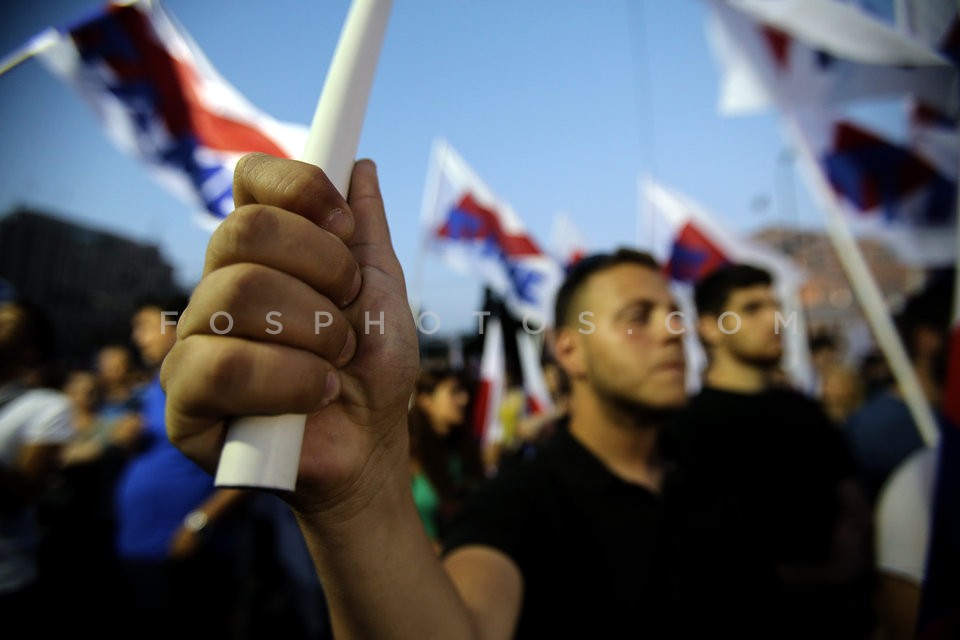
[295,454,479,640]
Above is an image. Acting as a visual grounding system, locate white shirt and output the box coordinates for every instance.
[0,386,75,594]
[875,446,937,584]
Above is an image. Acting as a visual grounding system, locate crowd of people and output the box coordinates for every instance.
[0,154,953,639]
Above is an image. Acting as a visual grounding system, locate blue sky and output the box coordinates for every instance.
[0,0,893,333]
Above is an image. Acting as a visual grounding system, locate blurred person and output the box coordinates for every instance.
[668,263,874,640]
[408,366,484,544]
[161,155,779,639]
[95,343,143,418]
[0,299,74,629]
[873,445,937,640]
[37,367,143,634]
[115,294,249,640]
[820,364,865,427]
[844,272,953,504]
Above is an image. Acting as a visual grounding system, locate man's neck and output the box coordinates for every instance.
[567,388,664,492]
[705,353,770,394]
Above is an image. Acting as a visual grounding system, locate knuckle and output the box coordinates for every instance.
[203,342,251,399]
[275,162,325,203]
[224,205,277,250]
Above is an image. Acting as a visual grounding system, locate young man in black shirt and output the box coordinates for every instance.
[669,263,875,639]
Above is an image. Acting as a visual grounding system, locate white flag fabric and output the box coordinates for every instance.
[32,0,307,228]
[893,0,958,56]
[707,0,958,116]
[420,138,564,327]
[640,176,814,393]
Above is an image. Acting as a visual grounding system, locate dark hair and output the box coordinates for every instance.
[895,270,954,361]
[9,298,58,366]
[694,264,773,317]
[408,366,484,507]
[554,248,660,328]
[134,292,190,317]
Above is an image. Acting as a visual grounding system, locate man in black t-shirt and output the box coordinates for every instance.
[669,263,874,640]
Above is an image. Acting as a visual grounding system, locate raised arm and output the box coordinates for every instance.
[161,154,521,640]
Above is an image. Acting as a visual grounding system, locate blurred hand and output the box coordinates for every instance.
[162,154,419,519]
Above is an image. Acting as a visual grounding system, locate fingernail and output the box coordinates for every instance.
[322,207,353,239]
[344,268,362,306]
[323,371,341,404]
[337,328,357,366]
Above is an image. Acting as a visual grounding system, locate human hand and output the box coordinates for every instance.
[162,154,419,519]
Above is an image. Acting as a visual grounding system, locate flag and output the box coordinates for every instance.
[32,0,307,227]
[791,106,957,266]
[549,212,590,270]
[706,0,958,117]
[515,329,553,417]
[640,176,813,392]
[420,138,564,327]
[472,315,506,449]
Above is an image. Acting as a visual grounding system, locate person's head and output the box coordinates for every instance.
[895,270,953,386]
[551,248,687,418]
[809,331,840,374]
[414,366,471,437]
[97,344,135,387]
[132,293,189,368]
[63,369,101,414]
[694,264,782,369]
[0,298,57,379]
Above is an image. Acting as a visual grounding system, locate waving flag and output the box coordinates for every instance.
[472,315,506,449]
[790,106,957,266]
[31,0,307,227]
[641,177,813,392]
[515,329,553,418]
[707,0,958,117]
[421,139,564,326]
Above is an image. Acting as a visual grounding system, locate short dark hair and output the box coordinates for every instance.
[694,264,773,317]
[554,248,660,328]
[134,292,190,318]
[7,298,58,365]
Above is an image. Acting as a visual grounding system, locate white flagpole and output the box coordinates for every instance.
[215,0,393,490]
[0,28,58,77]
[783,112,940,447]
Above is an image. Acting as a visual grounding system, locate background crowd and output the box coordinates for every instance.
[0,260,953,639]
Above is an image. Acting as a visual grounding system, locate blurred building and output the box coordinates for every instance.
[0,207,182,364]
[751,226,926,360]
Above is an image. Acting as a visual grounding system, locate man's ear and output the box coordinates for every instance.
[697,314,723,350]
[553,326,586,380]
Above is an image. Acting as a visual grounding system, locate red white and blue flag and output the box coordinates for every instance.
[420,139,564,327]
[793,106,957,266]
[31,0,307,227]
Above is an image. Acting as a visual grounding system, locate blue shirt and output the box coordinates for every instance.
[114,375,214,560]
